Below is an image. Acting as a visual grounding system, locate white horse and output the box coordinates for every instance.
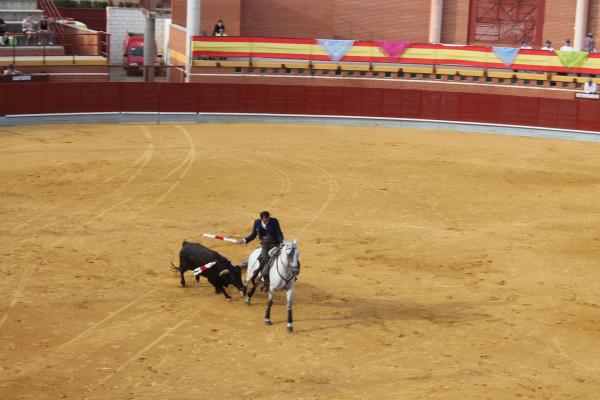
[244,239,299,332]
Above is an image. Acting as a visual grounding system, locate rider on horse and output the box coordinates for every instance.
[239,211,284,286]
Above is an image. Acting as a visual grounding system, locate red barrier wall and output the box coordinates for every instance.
[0,82,599,132]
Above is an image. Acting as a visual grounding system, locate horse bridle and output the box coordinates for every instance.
[274,246,297,287]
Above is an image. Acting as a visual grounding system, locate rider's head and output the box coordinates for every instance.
[260,210,270,224]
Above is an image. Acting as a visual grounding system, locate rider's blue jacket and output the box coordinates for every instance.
[244,218,284,244]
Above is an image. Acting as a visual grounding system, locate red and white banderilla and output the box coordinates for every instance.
[202,233,243,244]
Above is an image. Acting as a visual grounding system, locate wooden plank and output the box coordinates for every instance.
[402,66,433,74]
[458,69,484,77]
[550,75,575,83]
[516,72,548,80]
[372,65,400,72]
[487,71,514,79]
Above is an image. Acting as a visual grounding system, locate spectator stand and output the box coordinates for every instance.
[188,37,600,91]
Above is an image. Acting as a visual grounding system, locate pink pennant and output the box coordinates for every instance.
[377,41,412,60]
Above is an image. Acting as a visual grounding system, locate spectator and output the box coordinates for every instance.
[212,20,225,36]
[214,27,227,37]
[583,33,596,53]
[3,64,22,76]
[541,40,554,51]
[37,15,50,46]
[520,41,532,49]
[560,38,574,52]
[584,78,598,94]
[0,19,6,46]
[21,15,35,45]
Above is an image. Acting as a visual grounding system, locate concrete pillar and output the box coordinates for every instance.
[185,0,201,83]
[429,0,443,44]
[574,0,589,51]
[144,15,156,82]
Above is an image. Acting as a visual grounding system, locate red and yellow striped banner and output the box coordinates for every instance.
[191,37,600,74]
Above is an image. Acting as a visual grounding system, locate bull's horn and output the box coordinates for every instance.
[170,261,178,271]
[219,269,230,277]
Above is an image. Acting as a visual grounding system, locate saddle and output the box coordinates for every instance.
[261,247,280,277]
[254,246,281,291]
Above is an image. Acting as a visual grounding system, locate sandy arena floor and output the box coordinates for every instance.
[1,122,600,399]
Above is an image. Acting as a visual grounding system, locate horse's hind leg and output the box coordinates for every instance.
[286,288,293,333]
[264,291,273,325]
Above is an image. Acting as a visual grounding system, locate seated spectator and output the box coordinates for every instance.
[21,15,35,45]
[560,38,574,51]
[38,15,51,46]
[584,78,598,94]
[583,33,596,53]
[520,41,532,49]
[541,40,554,51]
[212,20,225,36]
[0,19,6,46]
[214,27,227,37]
[3,64,22,76]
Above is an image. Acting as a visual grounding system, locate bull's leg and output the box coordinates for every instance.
[180,269,186,287]
[220,286,232,301]
[264,291,273,325]
[286,288,293,333]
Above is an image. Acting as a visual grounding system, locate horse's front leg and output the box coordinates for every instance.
[245,271,259,305]
[264,290,273,325]
[286,287,293,333]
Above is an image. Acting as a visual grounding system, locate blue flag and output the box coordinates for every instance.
[317,39,356,62]
[492,47,520,67]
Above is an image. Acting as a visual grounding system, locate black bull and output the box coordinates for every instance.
[171,241,246,300]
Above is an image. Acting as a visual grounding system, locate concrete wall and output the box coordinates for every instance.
[170,0,241,36]
[170,0,600,46]
[106,7,171,64]
[2,1,37,8]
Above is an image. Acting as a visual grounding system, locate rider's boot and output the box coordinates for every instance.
[260,257,270,289]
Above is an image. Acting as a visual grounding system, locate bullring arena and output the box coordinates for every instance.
[4,0,600,398]
[2,120,600,399]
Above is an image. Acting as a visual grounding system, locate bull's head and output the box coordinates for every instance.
[219,265,246,296]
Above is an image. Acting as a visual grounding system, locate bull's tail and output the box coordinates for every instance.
[170,261,179,271]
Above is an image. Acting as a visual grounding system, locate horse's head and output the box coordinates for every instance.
[282,239,299,272]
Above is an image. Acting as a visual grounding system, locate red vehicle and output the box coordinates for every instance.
[123,32,163,76]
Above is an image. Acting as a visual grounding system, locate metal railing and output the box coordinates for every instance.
[138,0,172,13]
[0,32,110,64]
[37,0,67,46]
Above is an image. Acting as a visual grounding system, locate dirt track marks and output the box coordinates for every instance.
[0,125,195,331]
[293,162,339,236]
[142,125,196,213]
[10,126,155,234]
[51,290,154,355]
[99,319,188,384]
[1,127,155,330]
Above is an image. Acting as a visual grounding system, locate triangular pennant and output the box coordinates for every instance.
[492,47,520,67]
[377,41,412,60]
[556,50,589,68]
[317,39,355,62]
